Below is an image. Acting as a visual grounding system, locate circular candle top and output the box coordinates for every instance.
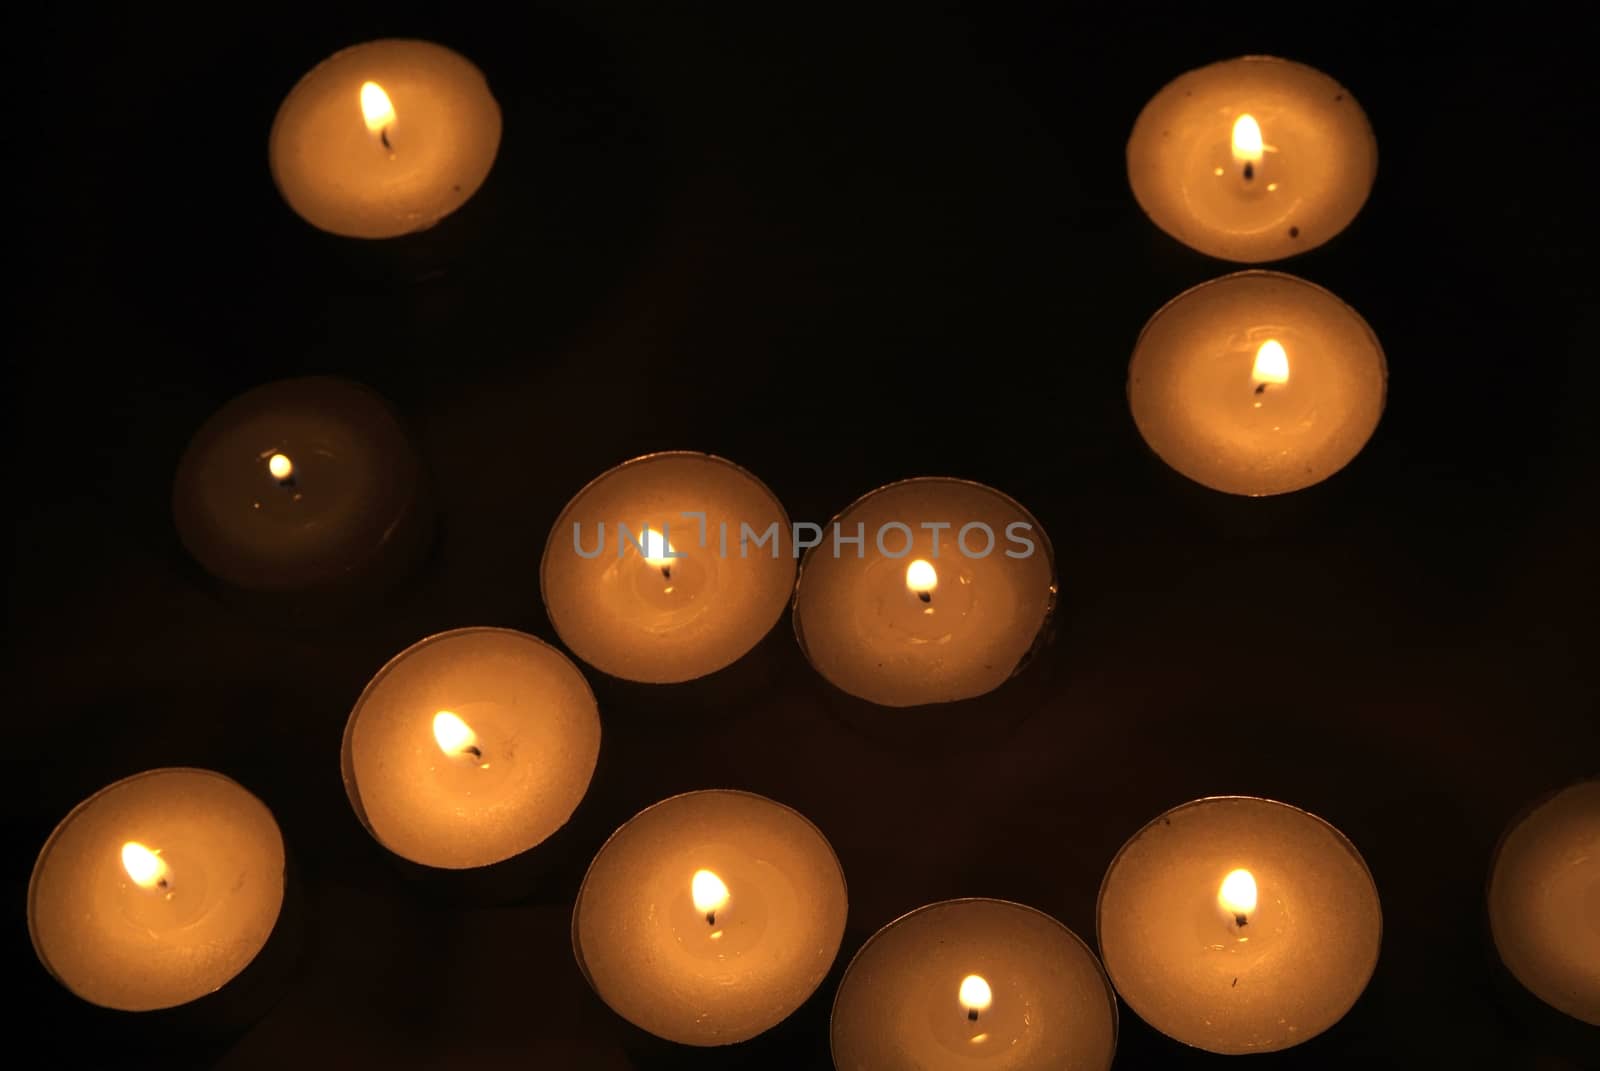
[1488,779,1600,1025]
[1097,797,1381,1054]
[1128,271,1386,496]
[1128,56,1376,262]
[270,39,502,238]
[572,789,848,1046]
[793,478,1055,707]
[540,452,796,684]
[832,899,1117,1071]
[173,376,425,592]
[29,768,286,1012]
[343,628,601,870]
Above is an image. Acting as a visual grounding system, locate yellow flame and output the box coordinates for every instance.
[267,453,293,480]
[641,528,677,568]
[1219,869,1259,916]
[121,842,169,889]
[1232,114,1264,163]
[959,974,993,1013]
[432,710,479,757]
[691,869,730,916]
[360,81,396,133]
[905,558,938,596]
[1252,339,1289,385]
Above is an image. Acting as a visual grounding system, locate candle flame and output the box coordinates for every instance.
[905,558,938,596]
[1252,340,1289,385]
[641,528,677,569]
[121,842,169,889]
[691,869,730,917]
[360,81,396,133]
[1219,868,1258,916]
[1232,114,1264,163]
[959,974,993,1014]
[432,710,479,758]
[267,453,294,481]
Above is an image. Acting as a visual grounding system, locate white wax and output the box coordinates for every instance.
[270,39,501,239]
[1128,271,1386,496]
[343,628,601,870]
[792,478,1055,707]
[172,376,425,592]
[1128,56,1376,262]
[541,452,796,683]
[1097,796,1381,1054]
[573,790,848,1046]
[1488,779,1600,1025]
[29,769,285,1012]
[832,899,1117,1071]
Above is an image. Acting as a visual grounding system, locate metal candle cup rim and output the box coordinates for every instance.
[1126,270,1390,498]
[790,475,1060,697]
[1093,794,1383,1054]
[569,787,849,1043]
[828,896,1119,1069]
[27,767,287,1009]
[340,625,601,869]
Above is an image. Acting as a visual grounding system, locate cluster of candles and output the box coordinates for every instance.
[25,38,1598,1070]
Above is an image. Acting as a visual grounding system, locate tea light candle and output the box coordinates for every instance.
[28,769,286,1012]
[1097,796,1381,1054]
[1128,271,1386,496]
[270,39,502,238]
[831,898,1118,1071]
[792,478,1055,707]
[1488,779,1600,1025]
[342,627,601,870]
[540,452,796,683]
[172,377,428,594]
[1128,56,1376,262]
[572,789,848,1046]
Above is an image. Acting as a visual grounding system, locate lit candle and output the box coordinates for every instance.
[1097,796,1381,1054]
[1127,271,1386,496]
[540,452,795,684]
[792,478,1055,707]
[172,376,430,595]
[831,898,1118,1070]
[342,627,601,870]
[1127,56,1377,262]
[572,789,848,1046]
[28,769,286,1011]
[1488,779,1600,1025]
[270,39,502,238]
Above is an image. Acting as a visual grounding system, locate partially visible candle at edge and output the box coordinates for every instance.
[1488,778,1600,1025]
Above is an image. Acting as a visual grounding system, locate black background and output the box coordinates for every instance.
[6,3,1596,1068]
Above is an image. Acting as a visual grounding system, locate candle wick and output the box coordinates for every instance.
[661,565,672,580]
[1234,912,1248,928]
[1243,161,1254,182]
[1254,382,1267,395]
[380,127,392,151]
[464,745,483,760]
[278,474,297,488]
[705,910,716,926]
[967,1009,979,1022]
[918,591,931,604]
